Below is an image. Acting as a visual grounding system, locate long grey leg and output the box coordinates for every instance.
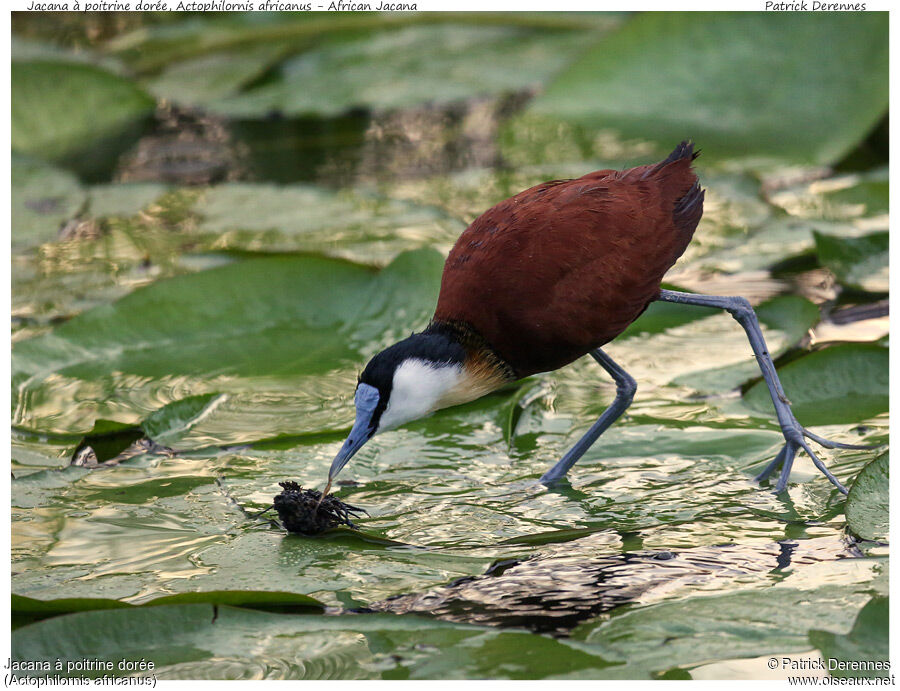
[540,348,637,485]
[657,289,873,495]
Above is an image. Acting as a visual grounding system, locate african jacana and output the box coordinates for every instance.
[321,141,872,498]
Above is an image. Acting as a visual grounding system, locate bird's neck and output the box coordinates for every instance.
[424,319,518,405]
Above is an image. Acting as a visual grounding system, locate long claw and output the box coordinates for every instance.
[802,428,881,451]
[774,443,798,494]
[798,440,848,495]
[755,444,788,483]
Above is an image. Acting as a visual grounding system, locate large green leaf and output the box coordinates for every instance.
[845,453,889,542]
[12,249,444,436]
[11,605,614,679]
[744,344,888,425]
[11,154,85,248]
[12,60,155,160]
[814,231,889,293]
[13,590,323,629]
[572,586,876,678]
[108,12,618,73]
[145,44,291,106]
[525,12,888,164]
[141,394,225,447]
[809,597,889,678]
[210,24,597,118]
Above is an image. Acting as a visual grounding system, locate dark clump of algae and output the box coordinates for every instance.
[11,16,889,680]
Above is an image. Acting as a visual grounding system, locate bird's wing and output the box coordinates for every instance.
[435,152,703,375]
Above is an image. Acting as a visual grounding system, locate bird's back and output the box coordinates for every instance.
[433,141,704,378]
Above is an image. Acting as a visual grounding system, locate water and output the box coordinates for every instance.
[11,44,889,678]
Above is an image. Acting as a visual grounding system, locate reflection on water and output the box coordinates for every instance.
[370,536,864,634]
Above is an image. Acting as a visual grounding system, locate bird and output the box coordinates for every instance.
[319,140,873,501]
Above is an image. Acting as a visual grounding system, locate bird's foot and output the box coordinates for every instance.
[754,426,880,495]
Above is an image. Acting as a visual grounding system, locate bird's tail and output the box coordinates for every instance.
[642,139,700,180]
[643,140,705,253]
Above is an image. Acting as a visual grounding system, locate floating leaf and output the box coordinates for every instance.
[11,604,613,679]
[107,13,620,72]
[845,453,888,542]
[12,60,155,161]
[192,183,464,264]
[768,168,888,221]
[672,295,820,393]
[141,394,224,446]
[572,586,875,678]
[210,24,597,118]
[814,231,888,293]
[12,590,322,629]
[87,183,170,219]
[619,301,717,340]
[744,344,888,425]
[525,12,888,164]
[145,44,291,106]
[809,597,889,678]
[12,249,444,436]
[12,154,85,249]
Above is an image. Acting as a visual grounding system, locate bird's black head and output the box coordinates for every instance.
[358,330,468,430]
[326,329,468,484]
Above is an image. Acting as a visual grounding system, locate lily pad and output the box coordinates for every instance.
[12,590,322,629]
[845,453,888,542]
[673,295,820,393]
[572,585,876,678]
[619,300,717,340]
[145,44,292,106]
[814,231,889,293]
[12,60,155,161]
[767,168,888,221]
[809,597,888,677]
[210,24,598,118]
[524,12,888,164]
[12,249,444,436]
[141,394,225,447]
[743,344,888,425]
[107,13,620,73]
[12,154,85,249]
[10,604,613,679]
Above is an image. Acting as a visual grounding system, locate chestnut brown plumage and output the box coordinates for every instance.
[318,140,876,500]
[434,143,702,377]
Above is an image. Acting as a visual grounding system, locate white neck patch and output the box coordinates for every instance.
[377,358,465,432]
